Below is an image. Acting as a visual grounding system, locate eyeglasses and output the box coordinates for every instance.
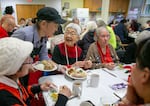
[22,62,33,65]
[99,35,110,38]
[65,31,77,36]
[22,57,33,65]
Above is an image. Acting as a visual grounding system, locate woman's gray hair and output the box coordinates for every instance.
[94,26,109,41]
[96,19,106,27]
[85,21,97,31]
[65,23,81,35]
[80,21,97,40]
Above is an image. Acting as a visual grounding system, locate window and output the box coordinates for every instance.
[141,0,150,16]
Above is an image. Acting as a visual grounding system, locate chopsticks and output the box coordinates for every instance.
[113,93,122,100]
[102,68,117,77]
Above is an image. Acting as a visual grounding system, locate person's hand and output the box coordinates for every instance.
[119,81,143,105]
[40,80,57,91]
[83,60,92,69]
[72,61,85,68]
[31,61,43,72]
[57,65,67,74]
[29,65,36,72]
[59,85,72,98]
[125,83,138,104]
[104,62,115,70]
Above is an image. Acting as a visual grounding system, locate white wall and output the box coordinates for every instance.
[0,0,62,23]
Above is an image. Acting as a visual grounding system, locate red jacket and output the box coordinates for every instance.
[0,81,39,106]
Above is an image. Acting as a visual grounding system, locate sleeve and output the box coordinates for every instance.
[0,90,22,106]
[11,28,26,40]
[27,85,42,96]
[85,43,104,69]
[78,49,84,61]
[109,45,120,63]
[52,45,63,64]
[77,39,84,48]
[39,41,49,61]
[55,94,68,106]
[107,26,117,49]
[122,43,136,64]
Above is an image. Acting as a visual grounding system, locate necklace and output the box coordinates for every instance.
[64,43,78,66]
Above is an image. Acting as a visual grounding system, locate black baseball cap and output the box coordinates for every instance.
[37,7,66,24]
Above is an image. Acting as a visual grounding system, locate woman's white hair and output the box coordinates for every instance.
[96,19,106,27]
[80,21,97,39]
[65,23,81,35]
[94,26,109,41]
[85,21,97,31]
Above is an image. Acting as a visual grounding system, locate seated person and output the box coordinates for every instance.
[85,27,119,70]
[52,23,92,69]
[119,36,150,105]
[77,21,97,59]
[0,14,15,38]
[122,30,150,64]
[96,19,117,49]
[0,38,71,106]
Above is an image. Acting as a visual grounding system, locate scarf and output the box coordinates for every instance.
[97,42,113,63]
[58,42,82,58]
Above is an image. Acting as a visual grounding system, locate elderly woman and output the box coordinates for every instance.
[96,19,117,49]
[85,27,119,70]
[52,23,92,69]
[119,32,150,105]
[77,21,97,59]
[0,38,71,106]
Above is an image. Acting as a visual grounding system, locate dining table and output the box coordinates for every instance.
[39,66,131,106]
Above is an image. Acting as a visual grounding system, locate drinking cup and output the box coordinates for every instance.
[72,80,82,96]
[87,74,99,87]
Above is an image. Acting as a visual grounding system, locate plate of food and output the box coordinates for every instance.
[32,60,57,72]
[66,67,87,80]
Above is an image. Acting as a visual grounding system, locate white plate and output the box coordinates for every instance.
[32,61,57,72]
[66,68,87,80]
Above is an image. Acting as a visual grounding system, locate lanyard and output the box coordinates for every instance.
[64,43,78,66]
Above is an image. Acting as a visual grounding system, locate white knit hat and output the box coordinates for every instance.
[65,23,81,35]
[0,37,33,76]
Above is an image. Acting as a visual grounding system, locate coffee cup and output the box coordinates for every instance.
[80,101,94,106]
[87,74,99,87]
[72,80,82,96]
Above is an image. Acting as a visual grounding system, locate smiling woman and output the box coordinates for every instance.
[52,23,92,69]
[52,23,82,66]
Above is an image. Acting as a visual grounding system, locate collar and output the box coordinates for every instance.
[33,25,41,43]
[33,25,48,44]
[0,76,18,89]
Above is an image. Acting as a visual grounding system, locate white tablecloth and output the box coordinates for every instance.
[41,68,128,106]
